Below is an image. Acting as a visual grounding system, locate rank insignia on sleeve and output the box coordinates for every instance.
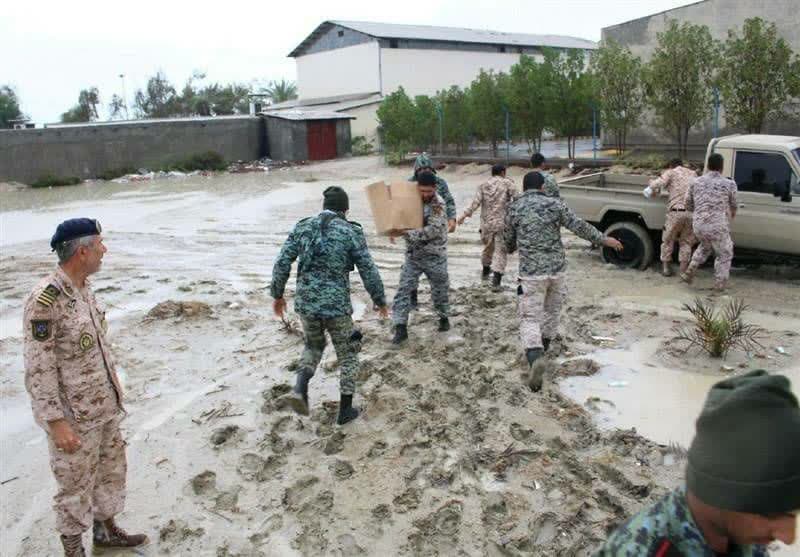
[31,320,51,341]
[36,284,61,307]
[79,332,95,351]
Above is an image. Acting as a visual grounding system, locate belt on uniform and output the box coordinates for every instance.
[670,208,687,212]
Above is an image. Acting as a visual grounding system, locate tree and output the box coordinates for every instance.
[133,71,178,118]
[0,85,24,128]
[207,83,250,115]
[412,95,438,152]
[549,50,595,159]
[469,69,507,157]
[262,79,297,104]
[718,17,800,133]
[507,55,553,153]
[376,87,416,153]
[590,39,645,154]
[108,94,127,120]
[645,20,718,157]
[437,86,471,155]
[61,87,100,123]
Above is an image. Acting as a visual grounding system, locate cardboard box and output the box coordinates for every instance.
[365,181,423,234]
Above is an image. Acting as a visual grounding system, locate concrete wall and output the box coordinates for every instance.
[602,0,800,150]
[335,120,352,158]
[296,42,381,99]
[347,103,381,148]
[0,117,265,184]
[266,118,308,161]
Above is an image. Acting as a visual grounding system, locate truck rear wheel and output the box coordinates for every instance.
[602,221,654,270]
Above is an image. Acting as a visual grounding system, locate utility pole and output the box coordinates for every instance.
[591,102,598,161]
[119,74,129,119]
[436,102,443,155]
[504,107,510,165]
[712,86,720,138]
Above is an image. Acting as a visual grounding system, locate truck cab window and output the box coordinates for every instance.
[734,151,795,201]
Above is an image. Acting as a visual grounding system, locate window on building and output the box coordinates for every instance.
[499,46,506,53]
[338,30,344,37]
[389,39,398,48]
[734,151,797,200]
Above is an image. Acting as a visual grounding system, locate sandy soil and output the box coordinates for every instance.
[1,156,798,556]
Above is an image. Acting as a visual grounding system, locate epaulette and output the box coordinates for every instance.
[347,220,363,229]
[36,284,61,307]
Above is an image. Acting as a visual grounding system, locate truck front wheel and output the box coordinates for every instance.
[601,221,655,270]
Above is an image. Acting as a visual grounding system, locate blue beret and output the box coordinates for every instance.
[50,218,102,250]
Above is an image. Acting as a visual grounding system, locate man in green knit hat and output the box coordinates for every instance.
[597,370,799,556]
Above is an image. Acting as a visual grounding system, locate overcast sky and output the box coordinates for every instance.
[3,0,693,123]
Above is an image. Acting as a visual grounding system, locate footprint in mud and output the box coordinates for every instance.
[366,440,389,458]
[558,358,601,378]
[210,425,241,447]
[190,470,217,496]
[334,534,366,556]
[329,459,355,480]
[282,476,320,511]
[214,486,241,512]
[528,512,560,545]
[408,500,464,552]
[237,453,287,482]
[509,422,538,444]
[392,487,421,513]
[371,504,392,521]
[323,431,346,455]
[428,467,454,488]
[249,514,284,545]
[261,384,291,413]
[482,493,508,525]
[159,519,205,544]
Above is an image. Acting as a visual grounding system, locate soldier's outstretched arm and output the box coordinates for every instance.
[559,204,604,245]
[437,178,457,220]
[458,185,482,224]
[504,209,518,254]
[649,169,670,194]
[351,229,387,309]
[270,226,301,300]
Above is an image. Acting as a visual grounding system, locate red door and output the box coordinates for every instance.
[307,120,338,160]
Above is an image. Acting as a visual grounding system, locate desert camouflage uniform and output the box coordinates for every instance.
[411,153,457,220]
[684,171,738,284]
[596,487,768,557]
[649,166,697,264]
[392,194,449,325]
[459,175,518,273]
[505,191,604,349]
[23,266,126,536]
[271,210,385,395]
[538,170,560,198]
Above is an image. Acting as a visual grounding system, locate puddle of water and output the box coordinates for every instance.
[560,338,800,448]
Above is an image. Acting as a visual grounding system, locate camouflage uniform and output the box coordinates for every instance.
[392,195,449,325]
[538,170,560,198]
[596,487,768,556]
[271,210,385,395]
[411,154,457,220]
[459,175,518,273]
[23,266,126,536]
[649,166,697,264]
[505,191,604,348]
[684,171,738,284]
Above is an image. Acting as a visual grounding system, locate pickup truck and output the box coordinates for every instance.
[558,134,800,269]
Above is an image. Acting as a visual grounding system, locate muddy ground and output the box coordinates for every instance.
[1,156,798,556]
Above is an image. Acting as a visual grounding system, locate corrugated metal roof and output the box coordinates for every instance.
[290,20,596,57]
[265,93,383,113]
[264,109,355,121]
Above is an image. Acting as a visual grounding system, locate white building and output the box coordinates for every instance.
[267,20,596,147]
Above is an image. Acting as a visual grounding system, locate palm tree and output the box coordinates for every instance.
[263,79,298,104]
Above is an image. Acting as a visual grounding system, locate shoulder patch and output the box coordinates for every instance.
[31,320,52,341]
[36,284,61,307]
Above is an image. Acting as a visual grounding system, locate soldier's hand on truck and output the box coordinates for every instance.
[602,236,624,252]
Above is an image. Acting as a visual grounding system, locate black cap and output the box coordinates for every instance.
[417,171,437,186]
[323,186,349,212]
[50,218,102,251]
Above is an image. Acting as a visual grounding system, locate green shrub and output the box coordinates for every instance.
[351,136,373,156]
[385,148,410,166]
[169,151,227,172]
[31,174,82,188]
[96,166,137,181]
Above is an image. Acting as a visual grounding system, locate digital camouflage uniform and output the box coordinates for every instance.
[649,166,698,264]
[684,171,738,284]
[271,210,386,395]
[596,488,768,557]
[538,170,560,198]
[392,194,449,325]
[459,175,518,273]
[505,191,604,349]
[411,153,457,220]
[23,266,126,536]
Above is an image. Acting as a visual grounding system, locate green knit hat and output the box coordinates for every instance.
[687,370,800,514]
[413,153,435,173]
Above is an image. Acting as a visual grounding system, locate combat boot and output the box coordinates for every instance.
[542,337,551,352]
[438,317,450,332]
[679,261,690,274]
[392,324,408,345]
[93,518,148,548]
[481,266,491,280]
[680,268,695,284]
[525,348,546,392]
[662,262,673,277]
[713,279,728,292]
[491,272,503,291]
[60,534,85,557]
[337,394,360,425]
[286,369,313,416]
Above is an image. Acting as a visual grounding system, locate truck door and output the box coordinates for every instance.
[731,150,800,256]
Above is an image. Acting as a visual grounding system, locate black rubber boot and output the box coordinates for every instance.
[491,272,503,291]
[286,370,312,416]
[438,317,450,332]
[525,348,546,392]
[409,289,418,310]
[542,337,551,352]
[392,324,408,345]
[525,348,543,367]
[60,534,85,557]
[337,394,360,425]
[482,266,492,280]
